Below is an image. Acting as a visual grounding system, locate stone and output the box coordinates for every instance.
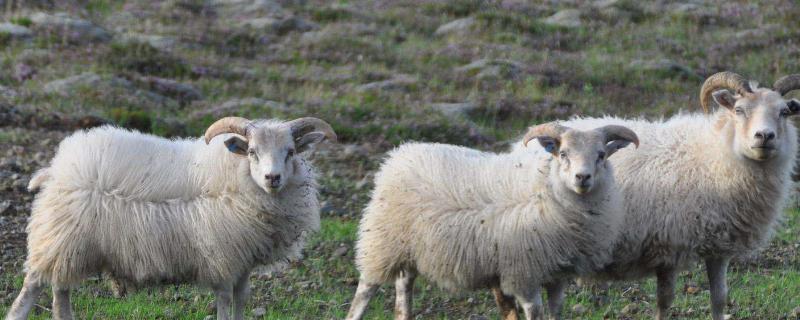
[252,307,266,317]
[118,33,177,51]
[203,316,214,320]
[571,303,587,315]
[331,245,349,258]
[0,22,33,39]
[29,12,112,43]
[434,17,476,36]
[356,74,417,92]
[456,59,524,80]
[543,9,582,28]
[621,303,639,315]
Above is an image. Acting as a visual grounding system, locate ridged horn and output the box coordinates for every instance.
[597,125,639,148]
[284,117,337,142]
[522,122,569,147]
[700,71,753,113]
[204,117,251,144]
[773,74,800,96]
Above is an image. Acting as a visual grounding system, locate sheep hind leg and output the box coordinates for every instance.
[5,275,44,320]
[516,287,544,320]
[491,286,519,320]
[655,267,677,320]
[214,285,234,320]
[52,286,74,320]
[233,274,251,320]
[544,280,567,320]
[394,270,416,320]
[706,257,730,320]
[344,279,379,320]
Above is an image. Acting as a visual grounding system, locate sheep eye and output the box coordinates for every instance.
[598,151,606,160]
[286,148,295,160]
[247,149,256,157]
[559,151,567,159]
[780,108,791,117]
[734,107,745,115]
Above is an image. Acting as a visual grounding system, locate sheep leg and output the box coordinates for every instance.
[233,274,251,320]
[52,286,74,320]
[706,257,730,320]
[345,279,379,320]
[491,286,519,320]
[516,287,544,320]
[214,285,234,320]
[6,275,44,320]
[655,267,677,320]
[544,280,567,320]
[394,270,416,320]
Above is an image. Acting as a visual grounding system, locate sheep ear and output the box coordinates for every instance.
[712,89,736,110]
[535,136,560,155]
[224,136,248,156]
[296,132,326,153]
[787,99,800,116]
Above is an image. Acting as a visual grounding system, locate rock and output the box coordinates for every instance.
[456,59,524,80]
[118,33,177,51]
[0,201,11,215]
[189,98,286,119]
[0,85,18,100]
[0,22,33,39]
[43,73,108,95]
[14,63,36,82]
[203,316,214,320]
[43,73,169,107]
[621,303,639,315]
[239,16,317,34]
[723,314,732,320]
[252,307,266,317]
[792,306,800,317]
[128,76,203,104]
[543,9,582,28]
[430,102,478,118]
[571,303,587,315]
[434,17,476,36]
[331,245,349,258]
[211,0,285,17]
[356,74,417,93]
[630,59,697,79]
[29,12,112,44]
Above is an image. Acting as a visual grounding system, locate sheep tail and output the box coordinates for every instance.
[28,168,51,192]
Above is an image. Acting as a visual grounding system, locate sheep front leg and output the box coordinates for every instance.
[655,267,677,320]
[345,279,379,320]
[544,280,567,320]
[233,274,251,320]
[215,285,234,320]
[706,257,730,320]
[491,286,519,320]
[515,286,544,320]
[394,270,416,320]
[6,275,44,320]
[52,286,74,320]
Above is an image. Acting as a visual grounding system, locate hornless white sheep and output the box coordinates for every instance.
[345,123,640,320]
[498,72,800,320]
[6,117,336,320]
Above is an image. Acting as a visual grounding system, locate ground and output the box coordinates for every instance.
[0,0,799,319]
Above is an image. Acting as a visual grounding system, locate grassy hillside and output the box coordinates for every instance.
[0,0,799,318]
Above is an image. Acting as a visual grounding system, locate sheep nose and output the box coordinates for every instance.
[265,174,281,187]
[575,173,591,183]
[754,130,776,142]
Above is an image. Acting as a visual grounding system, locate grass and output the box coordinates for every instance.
[2,210,799,319]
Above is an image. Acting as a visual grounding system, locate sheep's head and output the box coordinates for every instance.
[701,72,800,161]
[204,117,337,193]
[523,123,639,195]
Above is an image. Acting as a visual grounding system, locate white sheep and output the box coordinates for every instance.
[345,123,639,320]
[499,72,800,320]
[5,116,336,320]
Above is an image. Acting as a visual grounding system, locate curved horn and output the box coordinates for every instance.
[522,122,569,147]
[773,74,800,96]
[597,125,639,148]
[204,117,251,144]
[285,117,337,142]
[700,71,753,113]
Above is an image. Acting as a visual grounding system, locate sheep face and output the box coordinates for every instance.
[712,88,800,161]
[523,124,639,195]
[204,117,337,194]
